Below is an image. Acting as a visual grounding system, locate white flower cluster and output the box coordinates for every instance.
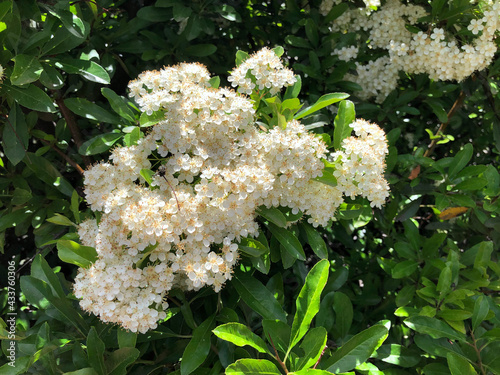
[323,0,500,102]
[74,50,389,333]
[320,0,380,16]
[228,48,296,95]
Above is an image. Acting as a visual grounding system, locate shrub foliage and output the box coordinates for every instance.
[0,1,499,375]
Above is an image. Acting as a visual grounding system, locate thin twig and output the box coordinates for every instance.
[40,139,85,176]
[423,90,466,158]
[55,97,92,167]
[158,170,181,212]
[268,333,288,374]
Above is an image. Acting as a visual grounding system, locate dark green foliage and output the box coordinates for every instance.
[1,0,499,374]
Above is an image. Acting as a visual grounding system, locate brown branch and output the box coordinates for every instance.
[55,97,92,167]
[40,139,85,176]
[268,333,288,374]
[423,90,466,158]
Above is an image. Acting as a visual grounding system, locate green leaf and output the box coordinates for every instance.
[262,319,291,354]
[391,260,419,279]
[257,206,287,227]
[296,327,327,370]
[31,254,66,299]
[235,50,250,66]
[79,133,123,155]
[333,100,355,150]
[226,359,281,374]
[42,5,87,38]
[233,272,287,322]
[424,99,448,123]
[404,316,466,342]
[290,370,333,375]
[123,127,141,146]
[20,276,88,333]
[267,223,305,261]
[285,35,311,49]
[40,63,64,89]
[139,110,165,127]
[374,344,421,368]
[64,97,120,124]
[238,237,268,257]
[448,143,473,179]
[140,169,155,185]
[301,222,328,259]
[284,75,302,100]
[185,44,217,57]
[10,54,43,85]
[101,88,136,122]
[55,58,110,84]
[46,213,77,227]
[24,153,74,196]
[313,170,337,187]
[323,323,389,373]
[117,328,138,349]
[446,352,477,375]
[2,83,56,112]
[3,103,28,165]
[107,347,141,375]
[333,292,353,339]
[213,323,270,355]
[57,239,98,268]
[181,314,215,375]
[88,327,106,375]
[295,93,349,120]
[471,295,489,332]
[289,260,329,350]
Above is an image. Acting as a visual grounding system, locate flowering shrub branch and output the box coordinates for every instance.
[73,47,390,333]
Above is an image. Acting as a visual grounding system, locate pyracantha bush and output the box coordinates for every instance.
[322,0,500,102]
[73,48,389,333]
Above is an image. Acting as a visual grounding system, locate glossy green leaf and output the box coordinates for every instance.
[24,153,74,196]
[290,260,329,349]
[295,93,349,120]
[55,58,110,84]
[40,63,64,89]
[290,370,333,375]
[284,75,302,100]
[424,99,448,123]
[57,240,98,268]
[471,295,489,331]
[117,328,138,349]
[302,222,328,259]
[404,316,466,342]
[333,292,353,339]
[213,323,270,355]
[79,133,123,155]
[233,272,287,322]
[375,344,421,368]
[181,314,215,375]
[3,83,56,112]
[262,319,290,354]
[238,237,268,257]
[391,260,419,279]
[446,352,476,375]
[296,327,327,370]
[46,213,77,227]
[323,323,389,373]
[107,347,141,375]
[3,103,28,165]
[139,110,165,127]
[185,44,217,57]
[10,54,43,85]
[226,359,281,374]
[313,170,337,188]
[267,223,305,261]
[257,206,287,227]
[448,143,473,179]
[333,100,355,150]
[31,255,66,299]
[88,327,106,375]
[101,88,136,122]
[65,97,120,124]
